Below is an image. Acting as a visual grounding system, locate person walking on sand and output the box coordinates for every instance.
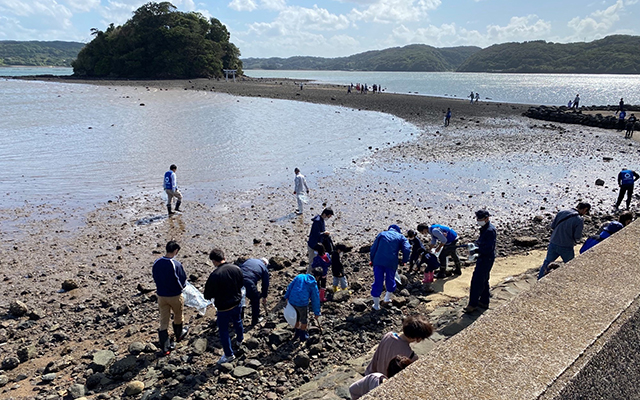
[475,92,479,103]
[204,248,244,364]
[307,208,334,267]
[469,91,474,104]
[370,225,411,310]
[626,114,637,139]
[239,258,270,327]
[418,222,463,278]
[152,240,189,356]
[572,94,580,110]
[537,202,591,280]
[444,108,452,126]
[615,168,640,210]
[463,210,497,313]
[293,168,310,215]
[164,164,182,215]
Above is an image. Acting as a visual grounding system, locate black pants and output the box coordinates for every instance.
[616,184,634,208]
[439,241,461,270]
[244,281,261,325]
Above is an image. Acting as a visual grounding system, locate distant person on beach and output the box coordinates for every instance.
[617,98,625,114]
[347,85,351,94]
[307,208,334,267]
[626,114,637,138]
[239,258,270,327]
[572,94,580,110]
[373,84,377,94]
[152,240,189,356]
[445,108,452,126]
[300,83,303,90]
[537,202,591,280]
[284,267,323,342]
[469,91,474,104]
[204,248,245,364]
[618,110,627,131]
[370,225,411,310]
[164,164,182,215]
[580,211,633,254]
[293,168,310,215]
[567,100,572,108]
[463,210,497,313]
[349,355,414,400]
[418,223,463,278]
[364,314,432,375]
[616,168,639,210]
[475,92,479,103]
[311,243,331,302]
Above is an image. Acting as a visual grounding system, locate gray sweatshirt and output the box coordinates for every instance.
[549,209,584,247]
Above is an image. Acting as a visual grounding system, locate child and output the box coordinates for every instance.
[312,243,332,302]
[331,243,349,292]
[349,355,415,400]
[284,267,323,341]
[364,314,433,375]
[406,230,426,273]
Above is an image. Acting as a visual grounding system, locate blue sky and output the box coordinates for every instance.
[0,0,638,58]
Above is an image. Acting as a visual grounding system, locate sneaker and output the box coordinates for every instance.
[478,302,489,309]
[453,268,462,276]
[436,271,447,279]
[295,211,303,215]
[463,305,477,314]
[217,354,236,365]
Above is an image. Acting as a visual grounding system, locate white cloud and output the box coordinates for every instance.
[486,15,552,42]
[64,0,99,12]
[0,0,73,31]
[228,0,257,12]
[566,0,624,40]
[260,0,285,11]
[349,0,441,23]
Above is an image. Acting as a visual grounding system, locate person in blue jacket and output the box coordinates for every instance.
[418,222,463,278]
[580,211,633,254]
[163,164,183,215]
[307,208,334,268]
[152,240,189,355]
[239,258,270,327]
[464,210,497,313]
[615,168,639,210]
[284,268,323,341]
[370,225,411,310]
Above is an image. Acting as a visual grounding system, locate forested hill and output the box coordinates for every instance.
[242,44,481,71]
[0,41,84,67]
[457,35,640,74]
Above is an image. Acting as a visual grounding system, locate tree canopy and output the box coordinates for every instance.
[0,41,84,67]
[72,2,242,79]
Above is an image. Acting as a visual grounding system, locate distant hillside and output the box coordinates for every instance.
[242,44,481,72]
[0,41,85,67]
[457,35,640,74]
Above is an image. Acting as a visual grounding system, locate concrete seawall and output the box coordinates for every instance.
[367,220,640,399]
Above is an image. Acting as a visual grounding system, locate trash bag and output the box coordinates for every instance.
[182,282,212,316]
[283,302,297,327]
[298,194,309,204]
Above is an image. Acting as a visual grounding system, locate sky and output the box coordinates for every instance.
[0,0,638,58]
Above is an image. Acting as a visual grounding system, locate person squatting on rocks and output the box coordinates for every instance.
[464,210,497,313]
[331,243,349,292]
[239,258,270,327]
[537,202,591,280]
[349,355,415,400]
[364,314,433,375]
[418,222,463,278]
[616,168,639,210]
[152,240,189,356]
[407,229,440,284]
[370,224,411,310]
[312,243,331,302]
[293,168,310,215]
[580,211,634,254]
[626,114,637,139]
[204,248,245,364]
[284,267,323,342]
[307,208,334,268]
[163,164,182,215]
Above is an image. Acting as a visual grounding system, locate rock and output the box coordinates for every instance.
[352,299,368,312]
[293,353,311,369]
[603,156,613,162]
[90,350,115,372]
[244,337,260,350]
[2,356,20,370]
[391,297,408,307]
[253,238,262,244]
[595,179,605,186]
[41,373,57,382]
[68,383,86,399]
[266,393,278,400]
[399,289,410,297]
[125,380,145,396]
[45,357,72,373]
[245,359,262,369]
[232,366,258,379]
[0,375,8,387]
[513,237,539,247]
[116,304,130,315]
[62,279,79,291]
[8,300,28,317]
[308,344,323,356]
[350,282,363,291]
[268,256,290,271]
[358,245,371,253]
[218,373,234,383]
[109,355,138,375]
[85,373,106,389]
[332,290,350,303]
[28,308,45,320]
[269,330,293,346]
[17,344,36,362]
[533,215,544,222]
[192,338,207,355]
[144,343,158,353]
[218,363,234,373]
[128,342,145,355]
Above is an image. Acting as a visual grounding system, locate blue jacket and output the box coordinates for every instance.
[429,224,458,245]
[152,256,187,297]
[619,169,639,186]
[164,171,177,190]
[580,221,624,254]
[284,274,321,316]
[239,258,270,298]
[307,215,326,248]
[475,223,497,260]
[312,253,332,276]
[370,229,411,268]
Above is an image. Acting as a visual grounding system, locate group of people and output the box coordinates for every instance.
[349,83,381,94]
[614,98,637,138]
[568,94,580,110]
[469,91,479,103]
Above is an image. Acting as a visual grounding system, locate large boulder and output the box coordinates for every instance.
[513,237,539,247]
[90,350,115,373]
[268,330,293,346]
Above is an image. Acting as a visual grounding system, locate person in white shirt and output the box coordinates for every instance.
[293,168,310,215]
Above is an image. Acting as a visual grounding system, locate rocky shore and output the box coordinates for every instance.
[2,76,639,400]
[525,105,640,131]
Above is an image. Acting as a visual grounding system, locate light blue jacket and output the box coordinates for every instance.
[284,274,321,316]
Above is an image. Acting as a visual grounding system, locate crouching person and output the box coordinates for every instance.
[284,267,323,341]
[152,240,189,356]
[349,355,415,400]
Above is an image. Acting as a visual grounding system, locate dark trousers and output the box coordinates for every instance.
[439,241,461,270]
[468,257,495,307]
[217,305,243,357]
[244,282,261,325]
[616,184,634,208]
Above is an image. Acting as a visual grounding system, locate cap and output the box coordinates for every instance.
[388,224,401,233]
[260,258,269,266]
[475,210,490,219]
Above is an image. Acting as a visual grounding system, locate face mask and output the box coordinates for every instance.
[477,220,486,227]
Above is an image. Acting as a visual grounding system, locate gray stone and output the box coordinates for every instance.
[68,383,86,399]
[91,350,115,372]
[513,236,539,247]
[218,363,234,373]
[192,338,207,355]
[62,279,79,291]
[595,178,605,186]
[245,337,260,350]
[0,375,8,387]
[125,380,145,396]
[143,343,158,353]
[45,357,72,373]
[332,290,350,303]
[232,366,258,379]
[245,359,262,369]
[128,342,145,355]
[268,256,290,271]
[17,344,37,362]
[86,373,106,389]
[309,344,324,356]
[8,300,28,317]
[41,373,57,382]
[391,297,408,308]
[109,355,137,375]
[269,330,293,346]
[293,353,311,369]
[28,308,45,320]
[352,299,368,312]
[2,356,20,370]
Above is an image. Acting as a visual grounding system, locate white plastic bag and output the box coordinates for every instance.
[283,302,297,327]
[394,270,402,285]
[298,194,309,204]
[182,282,212,316]
[240,286,246,308]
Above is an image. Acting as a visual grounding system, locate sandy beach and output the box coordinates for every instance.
[1,75,638,399]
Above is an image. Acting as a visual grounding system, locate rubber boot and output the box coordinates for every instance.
[422,273,430,284]
[175,200,181,212]
[300,329,309,342]
[372,297,381,310]
[293,328,301,340]
[383,291,392,303]
[333,286,339,293]
[158,330,171,355]
[319,288,327,302]
[167,204,174,215]
[173,323,189,342]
